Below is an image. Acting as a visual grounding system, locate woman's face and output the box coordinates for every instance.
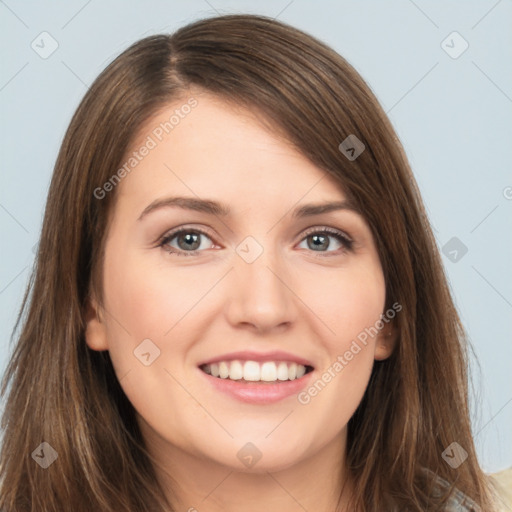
[85,91,395,473]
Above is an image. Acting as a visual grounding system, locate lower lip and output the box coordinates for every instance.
[199,368,314,404]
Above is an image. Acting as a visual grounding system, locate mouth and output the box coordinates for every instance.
[197,351,315,404]
[199,360,314,383]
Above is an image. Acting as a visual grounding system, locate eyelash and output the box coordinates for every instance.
[158,226,354,257]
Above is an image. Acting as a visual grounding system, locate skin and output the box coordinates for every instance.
[85,90,398,512]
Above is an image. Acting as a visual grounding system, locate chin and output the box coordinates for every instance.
[198,436,313,474]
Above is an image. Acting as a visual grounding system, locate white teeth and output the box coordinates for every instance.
[296,364,306,378]
[276,362,288,381]
[244,361,260,381]
[201,360,310,382]
[229,360,243,380]
[260,362,277,382]
[219,361,230,379]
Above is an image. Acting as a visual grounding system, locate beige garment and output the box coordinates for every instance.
[489,467,512,512]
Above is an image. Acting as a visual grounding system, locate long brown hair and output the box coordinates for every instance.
[0,13,499,511]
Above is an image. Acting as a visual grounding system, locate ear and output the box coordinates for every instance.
[84,295,109,351]
[374,321,398,361]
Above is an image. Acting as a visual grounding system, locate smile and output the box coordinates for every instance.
[200,360,314,382]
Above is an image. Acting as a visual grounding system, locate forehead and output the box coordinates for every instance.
[114,92,349,212]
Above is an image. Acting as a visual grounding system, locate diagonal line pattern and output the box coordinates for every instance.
[471,0,503,30]
[98,303,132,336]
[469,205,499,233]
[0,266,28,295]
[475,396,512,437]
[471,265,512,308]
[164,367,234,438]
[273,0,295,20]
[0,62,29,92]
[118,367,132,383]
[265,410,294,438]
[266,172,330,234]
[202,0,221,15]
[266,472,309,511]
[61,0,93,29]
[163,267,234,336]
[0,203,29,233]
[386,62,439,114]
[472,61,512,104]
[61,60,89,89]
[0,1,29,28]
[408,0,439,28]
[164,163,234,235]
[266,266,336,335]
[201,470,234,501]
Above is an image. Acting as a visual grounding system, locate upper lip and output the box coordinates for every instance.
[198,350,314,368]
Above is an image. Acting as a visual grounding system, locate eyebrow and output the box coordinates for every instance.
[137,195,360,221]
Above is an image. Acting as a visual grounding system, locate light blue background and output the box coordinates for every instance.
[1,0,511,474]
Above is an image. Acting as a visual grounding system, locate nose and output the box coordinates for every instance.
[224,245,297,334]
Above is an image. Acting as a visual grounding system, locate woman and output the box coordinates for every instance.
[0,13,500,511]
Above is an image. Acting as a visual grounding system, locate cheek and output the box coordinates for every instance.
[99,249,210,447]
[99,247,178,382]
[300,257,386,346]
[100,247,223,388]
[102,248,203,343]
[294,260,385,419]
